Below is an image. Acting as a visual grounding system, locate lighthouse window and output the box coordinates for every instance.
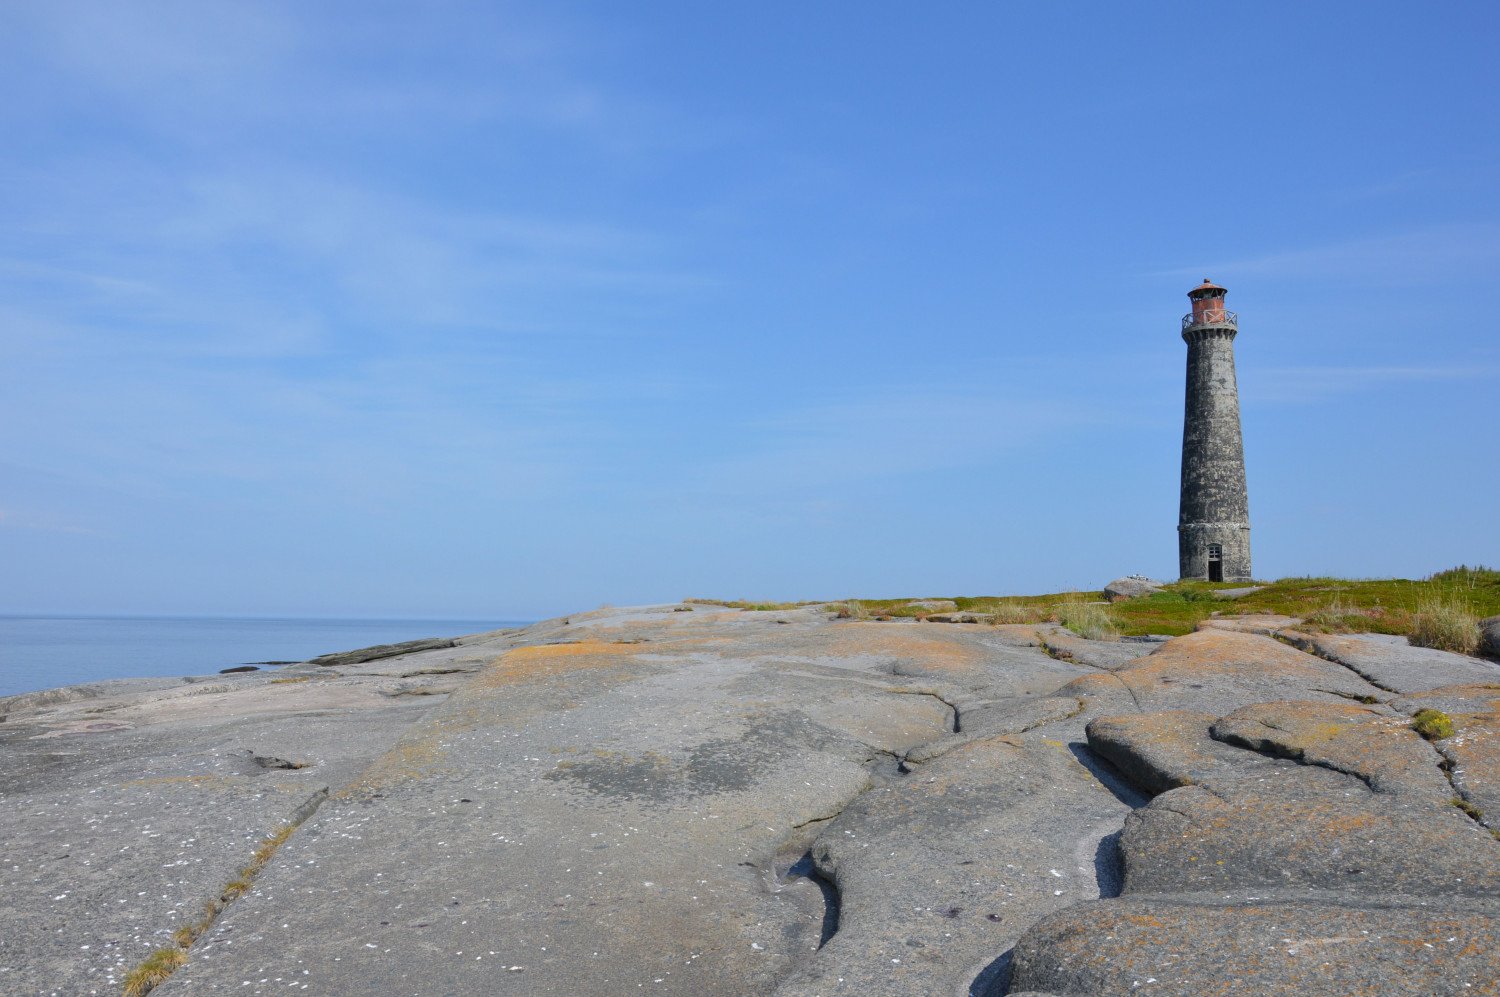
[1207,544,1222,561]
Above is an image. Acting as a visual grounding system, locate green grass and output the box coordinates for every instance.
[986,602,1053,625]
[1106,568,1500,638]
[683,598,822,611]
[688,566,1500,644]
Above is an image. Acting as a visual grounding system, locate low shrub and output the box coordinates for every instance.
[1427,565,1500,588]
[1411,708,1455,741]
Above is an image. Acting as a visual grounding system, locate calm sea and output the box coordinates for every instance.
[0,615,532,699]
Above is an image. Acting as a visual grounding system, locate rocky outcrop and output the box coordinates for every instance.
[1394,683,1500,836]
[1012,899,1500,996]
[1279,629,1500,693]
[1007,632,1500,996]
[3,610,1498,996]
[1058,627,1385,714]
[0,639,494,996]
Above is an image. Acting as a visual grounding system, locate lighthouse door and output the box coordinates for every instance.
[1207,544,1223,582]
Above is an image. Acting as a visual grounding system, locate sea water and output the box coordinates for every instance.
[0,615,531,698]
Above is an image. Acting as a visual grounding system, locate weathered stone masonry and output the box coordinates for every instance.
[1178,279,1252,581]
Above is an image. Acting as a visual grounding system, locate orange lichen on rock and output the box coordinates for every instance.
[1196,614,1302,635]
[1062,628,1380,713]
[988,623,1046,644]
[1135,628,1336,679]
[810,622,988,679]
[1211,700,1452,799]
[470,640,657,689]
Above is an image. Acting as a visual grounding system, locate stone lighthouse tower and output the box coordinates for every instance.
[1178,279,1251,582]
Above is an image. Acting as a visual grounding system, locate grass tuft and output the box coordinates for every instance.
[987,602,1050,625]
[1412,708,1455,741]
[1408,597,1481,655]
[833,600,870,620]
[1451,797,1485,821]
[1054,600,1118,641]
[1300,595,1372,633]
[121,947,187,997]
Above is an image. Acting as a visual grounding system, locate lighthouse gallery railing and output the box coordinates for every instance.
[1182,309,1238,330]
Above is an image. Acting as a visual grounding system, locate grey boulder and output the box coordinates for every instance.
[1482,615,1500,660]
[1102,576,1165,602]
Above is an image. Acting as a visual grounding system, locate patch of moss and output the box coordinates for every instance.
[1412,709,1455,741]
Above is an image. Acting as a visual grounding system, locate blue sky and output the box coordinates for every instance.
[1,2,1496,619]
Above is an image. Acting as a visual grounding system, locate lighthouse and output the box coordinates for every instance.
[1178,279,1252,582]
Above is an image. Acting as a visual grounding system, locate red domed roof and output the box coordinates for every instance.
[1187,277,1227,299]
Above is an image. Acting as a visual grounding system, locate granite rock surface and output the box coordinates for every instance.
[2,607,1498,996]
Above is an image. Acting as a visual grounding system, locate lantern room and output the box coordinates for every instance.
[1187,278,1228,324]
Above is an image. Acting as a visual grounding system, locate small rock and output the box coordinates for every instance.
[1212,585,1264,600]
[925,612,981,624]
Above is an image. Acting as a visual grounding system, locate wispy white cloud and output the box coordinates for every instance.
[1152,223,1500,286]
[1328,167,1444,203]
[0,156,710,364]
[1244,362,1497,403]
[2,1,712,156]
[683,386,1103,499]
[0,505,101,535]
